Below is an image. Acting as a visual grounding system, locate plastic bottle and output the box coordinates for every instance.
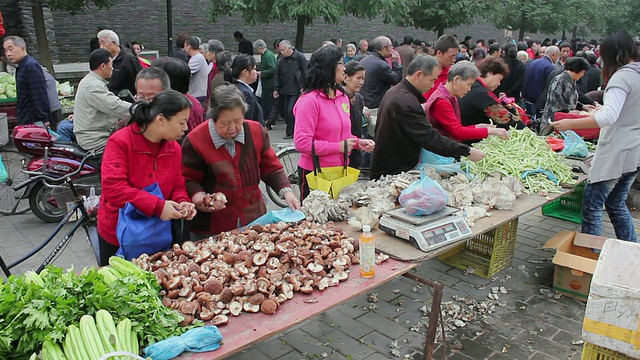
[359,225,376,278]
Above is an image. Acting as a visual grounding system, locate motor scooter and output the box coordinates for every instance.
[11,125,100,223]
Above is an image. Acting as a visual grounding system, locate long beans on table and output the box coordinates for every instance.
[465,128,576,194]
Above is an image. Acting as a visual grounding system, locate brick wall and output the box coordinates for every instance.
[4,0,580,64]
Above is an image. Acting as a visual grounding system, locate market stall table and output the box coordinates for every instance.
[175,258,417,359]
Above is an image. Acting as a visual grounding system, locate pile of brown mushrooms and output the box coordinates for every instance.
[133,221,362,326]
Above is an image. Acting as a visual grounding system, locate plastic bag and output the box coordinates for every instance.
[143,327,223,360]
[247,208,306,226]
[399,176,448,216]
[415,149,464,174]
[0,156,7,184]
[561,130,588,158]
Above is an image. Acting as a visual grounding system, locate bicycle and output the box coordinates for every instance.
[266,143,301,208]
[0,151,100,277]
[0,120,31,215]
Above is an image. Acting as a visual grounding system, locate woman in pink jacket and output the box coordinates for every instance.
[293,45,375,199]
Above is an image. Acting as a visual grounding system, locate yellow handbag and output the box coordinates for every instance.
[306,140,360,199]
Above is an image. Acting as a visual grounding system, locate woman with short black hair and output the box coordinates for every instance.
[340,61,366,168]
[539,57,590,135]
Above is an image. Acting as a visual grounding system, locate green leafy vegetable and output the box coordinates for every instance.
[0,265,198,359]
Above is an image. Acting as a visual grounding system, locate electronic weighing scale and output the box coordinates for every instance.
[565,152,594,175]
[379,206,472,252]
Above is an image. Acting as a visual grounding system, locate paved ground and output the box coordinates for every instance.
[1,122,637,359]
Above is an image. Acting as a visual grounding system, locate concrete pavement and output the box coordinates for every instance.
[1,122,637,359]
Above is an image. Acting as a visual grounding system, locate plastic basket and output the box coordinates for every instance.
[581,342,632,360]
[542,182,585,224]
[439,218,519,278]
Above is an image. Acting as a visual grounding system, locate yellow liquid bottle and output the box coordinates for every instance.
[359,225,376,278]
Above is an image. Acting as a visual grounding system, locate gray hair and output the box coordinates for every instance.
[2,36,27,50]
[279,40,293,49]
[97,29,120,45]
[545,45,560,56]
[199,44,209,53]
[209,84,248,120]
[447,60,480,82]
[517,51,529,61]
[346,43,356,52]
[369,36,391,53]
[358,39,368,47]
[253,39,267,51]
[135,67,171,90]
[207,39,225,53]
[407,54,441,76]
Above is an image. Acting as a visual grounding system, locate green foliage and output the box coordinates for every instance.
[395,0,483,35]
[594,0,640,35]
[35,0,118,14]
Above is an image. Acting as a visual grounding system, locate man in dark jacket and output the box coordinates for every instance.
[234,31,254,56]
[98,29,142,101]
[359,36,403,109]
[170,33,189,63]
[3,36,50,125]
[370,55,484,180]
[274,40,307,139]
[522,45,560,119]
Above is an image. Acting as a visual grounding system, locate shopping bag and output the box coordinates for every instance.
[415,148,465,174]
[143,327,223,360]
[247,208,306,226]
[561,130,588,158]
[0,156,7,184]
[399,175,448,216]
[255,78,263,98]
[306,140,360,199]
[116,183,172,260]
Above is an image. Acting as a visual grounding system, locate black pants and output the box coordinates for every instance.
[98,233,120,266]
[298,167,311,200]
[282,95,299,136]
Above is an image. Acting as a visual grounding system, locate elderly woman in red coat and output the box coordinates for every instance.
[182,85,301,239]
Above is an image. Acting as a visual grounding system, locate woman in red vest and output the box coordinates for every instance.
[182,85,301,239]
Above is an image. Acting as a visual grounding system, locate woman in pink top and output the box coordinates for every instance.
[293,45,375,199]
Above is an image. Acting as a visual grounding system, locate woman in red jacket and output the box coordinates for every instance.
[424,61,509,143]
[98,90,196,265]
[182,85,300,239]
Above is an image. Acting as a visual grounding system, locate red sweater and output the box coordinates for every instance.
[182,120,289,234]
[98,123,190,245]
[422,65,450,101]
[424,83,488,142]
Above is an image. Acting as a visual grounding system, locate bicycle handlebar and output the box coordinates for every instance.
[13,151,99,191]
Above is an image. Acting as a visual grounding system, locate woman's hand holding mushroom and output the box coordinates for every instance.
[160,200,184,221]
[179,202,197,220]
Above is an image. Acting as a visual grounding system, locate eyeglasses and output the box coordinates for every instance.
[337,61,344,65]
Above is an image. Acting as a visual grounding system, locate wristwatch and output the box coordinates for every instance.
[279,187,293,199]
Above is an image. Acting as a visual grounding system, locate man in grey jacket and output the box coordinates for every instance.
[71,49,131,151]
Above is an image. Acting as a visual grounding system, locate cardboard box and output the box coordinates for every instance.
[582,239,640,359]
[542,231,606,301]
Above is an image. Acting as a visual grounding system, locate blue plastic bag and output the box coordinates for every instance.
[415,148,465,174]
[116,183,172,260]
[561,130,588,158]
[143,326,223,360]
[247,208,306,226]
[0,157,7,184]
[398,176,448,216]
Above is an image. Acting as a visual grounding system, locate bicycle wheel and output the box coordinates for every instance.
[267,148,301,208]
[0,149,31,215]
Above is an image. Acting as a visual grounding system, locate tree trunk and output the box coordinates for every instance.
[571,26,577,41]
[436,28,444,38]
[31,1,55,76]
[295,16,306,51]
[562,30,566,41]
[518,10,526,41]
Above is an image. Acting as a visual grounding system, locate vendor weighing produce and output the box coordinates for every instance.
[370,55,485,180]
